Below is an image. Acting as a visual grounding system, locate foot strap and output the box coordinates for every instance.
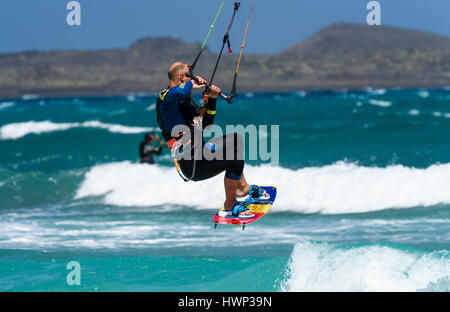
[249,185,264,199]
[232,202,250,217]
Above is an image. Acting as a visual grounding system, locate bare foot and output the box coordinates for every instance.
[235,184,250,198]
[236,185,268,199]
[224,199,237,211]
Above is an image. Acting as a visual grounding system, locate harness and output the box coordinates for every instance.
[167,133,193,182]
[166,123,203,183]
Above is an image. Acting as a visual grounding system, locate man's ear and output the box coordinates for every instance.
[179,73,185,83]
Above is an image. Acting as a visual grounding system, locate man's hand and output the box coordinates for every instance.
[209,85,221,99]
[192,76,207,89]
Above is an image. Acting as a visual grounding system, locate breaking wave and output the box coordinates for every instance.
[0,120,158,140]
[0,101,15,110]
[75,161,450,214]
[280,241,450,292]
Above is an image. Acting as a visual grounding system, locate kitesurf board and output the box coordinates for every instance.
[212,186,277,230]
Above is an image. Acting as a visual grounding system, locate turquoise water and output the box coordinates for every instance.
[0,88,449,291]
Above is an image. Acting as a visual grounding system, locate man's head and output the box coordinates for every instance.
[145,133,154,143]
[168,62,190,85]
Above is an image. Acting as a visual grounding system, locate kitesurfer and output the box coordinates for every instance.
[139,133,164,164]
[156,62,267,218]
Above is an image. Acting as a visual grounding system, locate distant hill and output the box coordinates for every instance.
[1,23,449,99]
[271,23,450,90]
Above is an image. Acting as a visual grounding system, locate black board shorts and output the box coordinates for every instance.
[179,133,244,181]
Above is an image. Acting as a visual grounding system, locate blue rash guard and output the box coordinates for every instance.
[156,80,217,142]
[156,80,244,181]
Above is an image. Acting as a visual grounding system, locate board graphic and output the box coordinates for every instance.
[212,186,277,230]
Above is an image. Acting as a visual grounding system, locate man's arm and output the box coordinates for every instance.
[153,136,164,155]
[202,85,220,129]
[201,97,217,129]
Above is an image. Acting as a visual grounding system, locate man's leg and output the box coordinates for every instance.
[235,173,250,197]
[179,133,251,215]
[224,177,238,211]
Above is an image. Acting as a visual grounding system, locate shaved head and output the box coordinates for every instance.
[168,62,188,81]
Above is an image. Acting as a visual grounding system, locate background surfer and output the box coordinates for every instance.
[139,133,164,164]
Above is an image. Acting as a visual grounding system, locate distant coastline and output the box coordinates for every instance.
[3,86,450,103]
[1,23,449,99]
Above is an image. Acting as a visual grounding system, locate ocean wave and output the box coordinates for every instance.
[0,101,15,110]
[75,161,450,214]
[21,94,39,101]
[369,99,392,107]
[431,111,450,118]
[146,103,156,111]
[0,120,158,140]
[280,241,450,292]
[126,95,136,102]
[0,218,215,250]
[409,109,420,116]
[418,90,430,98]
[365,87,386,95]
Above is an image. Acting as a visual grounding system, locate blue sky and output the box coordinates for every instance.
[0,0,449,54]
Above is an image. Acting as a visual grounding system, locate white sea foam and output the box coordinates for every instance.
[366,88,386,95]
[294,91,307,98]
[0,101,15,110]
[0,218,217,250]
[0,120,158,140]
[281,241,450,292]
[126,95,136,102]
[0,121,76,140]
[146,103,156,111]
[21,94,39,101]
[80,120,154,134]
[75,161,450,214]
[418,90,430,98]
[409,109,420,116]
[369,99,392,107]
